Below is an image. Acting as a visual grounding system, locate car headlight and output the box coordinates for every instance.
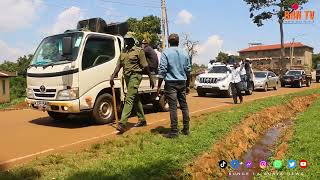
[196,76,200,82]
[26,88,34,99]
[56,88,79,100]
[216,76,227,82]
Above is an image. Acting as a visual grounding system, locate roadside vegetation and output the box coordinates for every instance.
[0,89,319,180]
[0,97,25,110]
[257,97,320,179]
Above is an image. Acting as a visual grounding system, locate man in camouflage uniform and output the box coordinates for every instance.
[110,34,154,133]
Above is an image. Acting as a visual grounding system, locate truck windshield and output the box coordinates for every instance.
[31,32,83,66]
[286,71,302,76]
[254,72,267,78]
[209,66,230,73]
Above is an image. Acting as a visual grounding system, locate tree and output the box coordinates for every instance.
[312,53,320,69]
[127,15,161,47]
[192,63,207,74]
[183,33,199,65]
[216,52,229,63]
[243,0,308,72]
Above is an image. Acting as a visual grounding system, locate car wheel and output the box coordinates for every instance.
[92,93,115,125]
[48,111,69,121]
[273,82,278,90]
[264,83,268,92]
[306,79,311,87]
[224,84,233,98]
[297,81,302,88]
[197,91,206,97]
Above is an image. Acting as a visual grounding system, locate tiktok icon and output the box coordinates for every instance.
[219,160,228,169]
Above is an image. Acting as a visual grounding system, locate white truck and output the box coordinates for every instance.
[194,63,254,97]
[25,20,168,124]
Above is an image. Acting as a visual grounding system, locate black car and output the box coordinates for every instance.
[316,64,320,83]
[280,70,312,88]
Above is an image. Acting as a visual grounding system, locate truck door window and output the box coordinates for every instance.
[82,37,115,70]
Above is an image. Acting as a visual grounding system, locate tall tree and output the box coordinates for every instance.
[127,15,161,47]
[216,52,229,63]
[183,33,199,65]
[243,0,308,72]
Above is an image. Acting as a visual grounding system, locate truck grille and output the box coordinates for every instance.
[199,77,217,84]
[33,88,56,98]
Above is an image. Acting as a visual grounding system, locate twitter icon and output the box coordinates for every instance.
[288,160,297,169]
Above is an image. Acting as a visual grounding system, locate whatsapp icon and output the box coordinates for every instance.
[273,160,283,170]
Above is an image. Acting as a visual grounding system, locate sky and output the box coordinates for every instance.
[0,0,319,64]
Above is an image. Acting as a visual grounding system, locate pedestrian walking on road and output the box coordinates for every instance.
[230,62,244,104]
[141,39,159,74]
[110,34,154,134]
[157,33,192,138]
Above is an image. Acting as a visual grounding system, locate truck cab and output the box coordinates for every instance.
[26,30,167,124]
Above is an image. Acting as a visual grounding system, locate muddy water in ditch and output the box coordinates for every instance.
[228,120,293,180]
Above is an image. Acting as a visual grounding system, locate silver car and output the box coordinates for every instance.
[254,71,280,91]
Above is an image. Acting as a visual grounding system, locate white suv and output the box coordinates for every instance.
[194,63,233,97]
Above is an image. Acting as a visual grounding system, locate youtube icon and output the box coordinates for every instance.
[299,160,308,169]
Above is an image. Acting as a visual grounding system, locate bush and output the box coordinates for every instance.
[10,76,27,98]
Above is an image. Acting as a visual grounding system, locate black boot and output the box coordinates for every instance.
[181,128,190,135]
[134,120,147,127]
[116,123,126,134]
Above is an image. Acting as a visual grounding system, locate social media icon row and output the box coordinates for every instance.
[219,159,308,169]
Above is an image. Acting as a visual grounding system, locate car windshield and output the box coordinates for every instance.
[209,66,230,73]
[254,72,267,78]
[30,32,83,66]
[286,71,302,76]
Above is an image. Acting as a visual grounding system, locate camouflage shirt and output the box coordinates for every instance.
[117,46,148,76]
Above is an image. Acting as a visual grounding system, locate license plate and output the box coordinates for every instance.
[202,85,212,88]
[35,101,48,108]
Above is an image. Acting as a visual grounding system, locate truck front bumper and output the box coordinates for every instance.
[25,98,80,113]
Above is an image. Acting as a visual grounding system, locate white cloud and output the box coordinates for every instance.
[0,0,42,32]
[0,40,24,62]
[194,35,224,65]
[176,9,193,25]
[42,6,83,36]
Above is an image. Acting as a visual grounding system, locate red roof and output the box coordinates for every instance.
[239,42,313,53]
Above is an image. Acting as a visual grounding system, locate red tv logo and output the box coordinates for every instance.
[299,160,308,169]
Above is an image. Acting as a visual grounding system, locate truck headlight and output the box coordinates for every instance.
[26,88,34,99]
[216,76,227,82]
[56,88,79,100]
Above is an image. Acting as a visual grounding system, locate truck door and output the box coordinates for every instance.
[79,35,119,102]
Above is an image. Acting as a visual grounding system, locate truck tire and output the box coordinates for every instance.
[48,111,69,121]
[92,93,115,124]
[306,79,311,87]
[224,84,233,98]
[197,91,206,97]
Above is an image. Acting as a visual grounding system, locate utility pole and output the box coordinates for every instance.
[161,0,169,49]
[290,38,295,67]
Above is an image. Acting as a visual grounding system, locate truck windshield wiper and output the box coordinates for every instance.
[42,62,55,69]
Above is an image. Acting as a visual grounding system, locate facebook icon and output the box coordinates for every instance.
[231,160,240,169]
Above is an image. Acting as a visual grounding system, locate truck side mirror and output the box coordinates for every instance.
[63,37,72,55]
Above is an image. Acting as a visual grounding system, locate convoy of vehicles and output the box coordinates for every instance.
[280,69,312,88]
[253,71,280,91]
[194,63,254,97]
[25,18,168,124]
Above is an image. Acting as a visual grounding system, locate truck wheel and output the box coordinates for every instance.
[92,93,115,124]
[197,91,206,97]
[48,111,69,121]
[306,79,311,87]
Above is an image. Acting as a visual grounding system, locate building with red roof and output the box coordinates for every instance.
[239,42,313,71]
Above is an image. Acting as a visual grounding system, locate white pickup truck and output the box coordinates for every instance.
[25,27,168,124]
[194,63,254,97]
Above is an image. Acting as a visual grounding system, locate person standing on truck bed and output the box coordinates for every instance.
[157,33,191,138]
[110,34,155,134]
[229,62,244,104]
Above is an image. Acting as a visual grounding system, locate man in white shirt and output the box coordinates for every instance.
[230,62,244,104]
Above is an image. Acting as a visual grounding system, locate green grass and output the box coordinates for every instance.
[0,97,25,110]
[256,97,320,180]
[1,89,320,180]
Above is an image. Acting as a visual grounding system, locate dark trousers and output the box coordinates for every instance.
[231,82,243,103]
[165,81,190,133]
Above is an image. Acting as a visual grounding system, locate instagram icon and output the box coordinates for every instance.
[259,160,268,169]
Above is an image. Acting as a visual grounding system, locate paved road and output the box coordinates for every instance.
[0,83,319,168]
